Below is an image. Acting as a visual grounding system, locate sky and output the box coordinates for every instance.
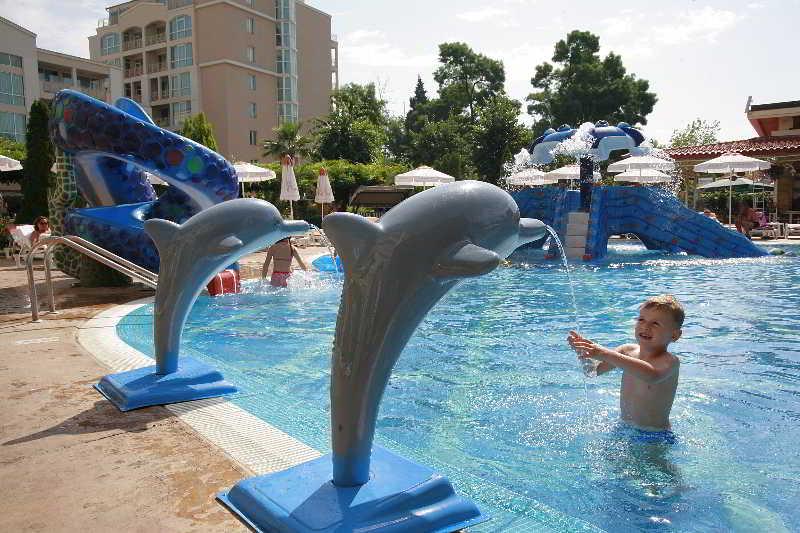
[3,0,799,143]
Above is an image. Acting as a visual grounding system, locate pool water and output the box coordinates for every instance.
[118,243,800,532]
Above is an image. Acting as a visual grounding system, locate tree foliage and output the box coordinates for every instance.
[472,96,531,185]
[0,136,25,161]
[526,30,657,132]
[669,118,720,147]
[262,121,313,161]
[180,112,218,151]
[16,100,53,223]
[434,42,505,120]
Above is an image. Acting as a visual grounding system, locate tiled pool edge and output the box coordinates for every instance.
[77,298,322,477]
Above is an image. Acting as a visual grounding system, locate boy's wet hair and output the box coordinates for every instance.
[640,294,684,328]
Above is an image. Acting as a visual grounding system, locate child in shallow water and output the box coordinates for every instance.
[568,295,683,431]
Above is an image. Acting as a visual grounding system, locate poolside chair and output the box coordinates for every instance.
[9,225,47,267]
[750,211,778,240]
[786,224,800,239]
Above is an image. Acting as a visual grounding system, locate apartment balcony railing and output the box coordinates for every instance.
[145,33,166,46]
[122,38,142,51]
[154,117,171,127]
[146,62,167,74]
[41,80,72,94]
[168,0,193,9]
[173,111,191,126]
[171,87,191,98]
[150,89,170,101]
[79,87,106,100]
[124,66,143,78]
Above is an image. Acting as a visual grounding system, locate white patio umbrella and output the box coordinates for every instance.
[607,155,675,172]
[394,165,455,187]
[0,155,23,172]
[233,161,275,197]
[315,167,335,218]
[613,168,672,184]
[694,153,771,224]
[280,155,300,219]
[506,168,558,187]
[544,164,601,182]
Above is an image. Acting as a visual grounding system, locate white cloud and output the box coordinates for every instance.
[456,7,509,23]
[653,7,743,45]
[747,2,766,8]
[339,30,437,68]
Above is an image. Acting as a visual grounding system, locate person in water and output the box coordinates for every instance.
[567,294,683,430]
[262,237,309,287]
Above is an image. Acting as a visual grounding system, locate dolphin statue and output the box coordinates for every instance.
[146,198,309,374]
[322,180,547,486]
[96,198,308,411]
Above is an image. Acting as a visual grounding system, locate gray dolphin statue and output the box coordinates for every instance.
[146,198,309,374]
[323,180,547,486]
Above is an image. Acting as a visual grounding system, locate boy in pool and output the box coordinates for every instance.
[567,294,683,430]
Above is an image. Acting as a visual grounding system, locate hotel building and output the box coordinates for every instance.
[0,16,123,144]
[90,0,338,162]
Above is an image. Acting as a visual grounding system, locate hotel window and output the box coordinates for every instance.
[0,53,23,68]
[245,0,253,5]
[169,15,192,40]
[249,102,257,118]
[277,76,295,102]
[278,102,297,124]
[249,130,258,145]
[170,43,193,68]
[793,116,800,130]
[170,72,191,97]
[171,100,191,125]
[245,18,254,34]
[248,74,256,91]
[0,111,26,143]
[0,72,25,106]
[246,46,255,63]
[100,33,120,55]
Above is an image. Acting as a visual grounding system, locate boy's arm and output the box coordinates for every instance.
[569,332,677,383]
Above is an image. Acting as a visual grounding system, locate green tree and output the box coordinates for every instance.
[526,30,657,132]
[434,42,505,121]
[405,76,429,134]
[472,96,530,184]
[411,116,477,179]
[16,100,53,223]
[315,114,385,164]
[331,83,387,126]
[262,121,313,161]
[669,118,720,147]
[0,136,25,161]
[180,112,218,151]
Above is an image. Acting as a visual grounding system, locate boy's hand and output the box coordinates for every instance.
[567,331,615,361]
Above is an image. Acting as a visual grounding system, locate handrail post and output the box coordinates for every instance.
[44,246,56,313]
[26,246,41,322]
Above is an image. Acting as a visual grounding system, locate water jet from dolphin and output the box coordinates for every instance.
[95,198,309,411]
[218,181,547,533]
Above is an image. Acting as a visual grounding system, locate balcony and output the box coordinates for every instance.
[173,110,191,127]
[122,38,142,52]
[124,66,143,78]
[150,89,170,101]
[154,117,171,128]
[79,87,107,100]
[145,33,166,47]
[41,80,72,94]
[146,62,167,74]
[168,0,193,9]
[171,87,191,98]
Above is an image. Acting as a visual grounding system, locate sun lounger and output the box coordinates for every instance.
[9,225,47,267]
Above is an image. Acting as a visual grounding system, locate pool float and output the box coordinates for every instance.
[49,89,238,274]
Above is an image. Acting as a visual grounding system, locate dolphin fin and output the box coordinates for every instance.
[144,219,181,252]
[213,235,244,255]
[432,241,500,280]
[518,218,547,245]
[322,213,382,266]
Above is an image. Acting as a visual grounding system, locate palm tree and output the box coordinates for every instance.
[262,122,313,161]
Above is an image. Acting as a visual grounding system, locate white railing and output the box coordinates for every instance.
[145,33,166,46]
[123,37,143,51]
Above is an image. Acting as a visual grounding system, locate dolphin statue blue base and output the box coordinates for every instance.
[217,445,489,533]
[96,198,309,411]
[95,357,236,412]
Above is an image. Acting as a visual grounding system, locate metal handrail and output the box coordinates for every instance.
[26,236,158,322]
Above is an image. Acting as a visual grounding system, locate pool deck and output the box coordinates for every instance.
[0,246,328,532]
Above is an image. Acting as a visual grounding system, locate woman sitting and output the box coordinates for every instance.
[735,201,759,239]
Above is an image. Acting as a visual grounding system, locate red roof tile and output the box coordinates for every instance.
[665,136,800,160]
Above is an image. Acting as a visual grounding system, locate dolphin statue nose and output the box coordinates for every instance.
[518,217,548,245]
[282,220,311,235]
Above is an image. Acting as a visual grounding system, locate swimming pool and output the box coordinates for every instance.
[117,242,800,532]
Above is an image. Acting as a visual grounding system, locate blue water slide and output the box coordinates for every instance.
[49,90,238,271]
[512,186,768,260]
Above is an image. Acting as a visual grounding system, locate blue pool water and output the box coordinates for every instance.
[118,243,800,532]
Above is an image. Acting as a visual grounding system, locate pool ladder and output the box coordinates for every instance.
[25,235,158,322]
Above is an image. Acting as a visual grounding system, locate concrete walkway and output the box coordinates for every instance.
[0,246,328,532]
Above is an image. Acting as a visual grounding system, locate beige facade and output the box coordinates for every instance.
[90,0,337,162]
[0,16,122,143]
